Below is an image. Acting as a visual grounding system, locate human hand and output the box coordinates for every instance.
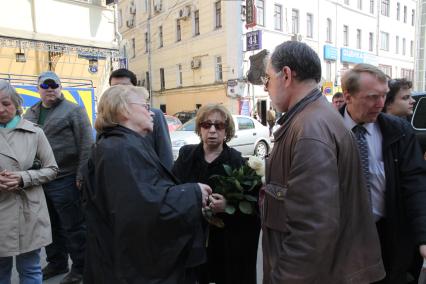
[419,244,426,259]
[0,170,21,192]
[197,183,212,207]
[209,193,227,213]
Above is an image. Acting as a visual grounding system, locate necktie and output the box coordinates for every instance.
[352,125,372,207]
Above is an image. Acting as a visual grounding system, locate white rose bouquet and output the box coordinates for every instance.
[205,156,265,227]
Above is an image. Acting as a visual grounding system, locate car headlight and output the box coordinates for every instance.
[172,140,187,147]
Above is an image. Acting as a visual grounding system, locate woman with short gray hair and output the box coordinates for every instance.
[0,79,58,284]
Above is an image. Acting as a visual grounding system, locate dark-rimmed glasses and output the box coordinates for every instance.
[39,83,60,90]
[199,121,227,130]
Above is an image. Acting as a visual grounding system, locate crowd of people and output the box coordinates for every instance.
[0,40,425,284]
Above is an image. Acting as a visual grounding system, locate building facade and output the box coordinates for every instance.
[415,0,426,91]
[119,0,416,118]
[0,0,118,97]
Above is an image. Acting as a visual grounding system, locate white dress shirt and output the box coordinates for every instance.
[343,108,386,220]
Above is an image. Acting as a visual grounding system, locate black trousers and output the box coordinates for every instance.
[44,175,86,274]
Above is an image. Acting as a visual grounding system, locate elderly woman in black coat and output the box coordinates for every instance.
[82,85,211,284]
[173,104,261,284]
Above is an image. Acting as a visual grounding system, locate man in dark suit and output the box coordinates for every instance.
[340,63,426,283]
[109,69,173,170]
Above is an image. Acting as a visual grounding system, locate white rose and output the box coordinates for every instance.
[248,156,265,177]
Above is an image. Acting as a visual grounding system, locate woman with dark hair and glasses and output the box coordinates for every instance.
[384,78,416,117]
[173,104,261,284]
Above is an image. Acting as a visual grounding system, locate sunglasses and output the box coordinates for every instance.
[39,83,60,90]
[200,121,227,130]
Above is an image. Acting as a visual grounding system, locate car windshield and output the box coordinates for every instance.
[176,118,195,131]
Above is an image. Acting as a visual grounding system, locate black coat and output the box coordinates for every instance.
[83,126,205,284]
[173,144,261,284]
[341,109,426,281]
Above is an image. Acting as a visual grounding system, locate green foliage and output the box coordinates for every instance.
[210,163,262,216]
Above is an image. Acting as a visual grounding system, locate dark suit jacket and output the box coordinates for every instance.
[149,108,173,171]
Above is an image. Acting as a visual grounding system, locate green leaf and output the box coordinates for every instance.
[239,201,253,214]
[223,164,233,176]
[244,195,258,202]
[233,179,243,191]
[225,204,236,215]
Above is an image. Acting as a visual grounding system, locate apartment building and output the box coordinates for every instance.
[415,0,426,91]
[0,0,118,96]
[119,0,416,118]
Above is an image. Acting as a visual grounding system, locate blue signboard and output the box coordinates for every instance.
[324,45,338,61]
[246,30,262,51]
[340,48,378,65]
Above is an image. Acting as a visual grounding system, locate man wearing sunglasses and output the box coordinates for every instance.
[24,71,93,284]
[261,41,384,283]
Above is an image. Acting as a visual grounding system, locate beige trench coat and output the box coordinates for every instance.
[0,119,58,257]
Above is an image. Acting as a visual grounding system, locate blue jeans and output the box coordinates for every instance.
[43,175,86,274]
[0,249,42,284]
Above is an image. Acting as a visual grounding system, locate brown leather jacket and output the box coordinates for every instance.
[262,93,385,283]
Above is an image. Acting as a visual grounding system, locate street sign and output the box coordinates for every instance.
[246,30,262,51]
[245,0,256,28]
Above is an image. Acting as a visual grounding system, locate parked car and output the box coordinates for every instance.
[164,115,182,132]
[170,115,272,160]
[411,92,426,153]
[173,110,197,124]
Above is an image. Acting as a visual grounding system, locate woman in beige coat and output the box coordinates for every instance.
[0,79,58,284]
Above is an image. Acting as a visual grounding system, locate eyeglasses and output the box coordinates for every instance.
[39,83,60,90]
[199,121,227,130]
[130,102,150,111]
[260,71,282,87]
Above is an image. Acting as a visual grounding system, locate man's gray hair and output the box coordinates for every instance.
[0,79,23,115]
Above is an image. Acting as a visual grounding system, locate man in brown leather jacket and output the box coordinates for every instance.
[261,41,385,283]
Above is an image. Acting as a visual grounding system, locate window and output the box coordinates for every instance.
[215,56,223,82]
[307,13,313,38]
[237,117,255,130]
[396,35,399,54]
[343,25,349,46]
[401,68,414,81]
[358,0,362,10]
[402,38,406,55]
[194,10,200,36]
[397,3,400,20]
[380,31,389,51]
[412,9,415,26]
[143,0,148,12]
[145,71,150,91]
[292,9,299,34]
[177,64,182,87]
[160,68,165,90]
[176,20,181,42]
[381,0,389,16]
[356,29,362,49]
[410,40,414,57]
[131,38,136,58]
[159,26,163,48]
[326,18,332,42]
[379,64,392,77]
[369,32,374,51]
[118,9,122,28]
[144,32,148,53]
[370,0,374,14]
[403,6,407,23]
[274,4,282,30]
[257,0,264,26]
[215,1,222,28]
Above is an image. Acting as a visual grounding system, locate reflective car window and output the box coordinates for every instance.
[412,97,426,130]
[237,117,255,130]
[176,118,195,131]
